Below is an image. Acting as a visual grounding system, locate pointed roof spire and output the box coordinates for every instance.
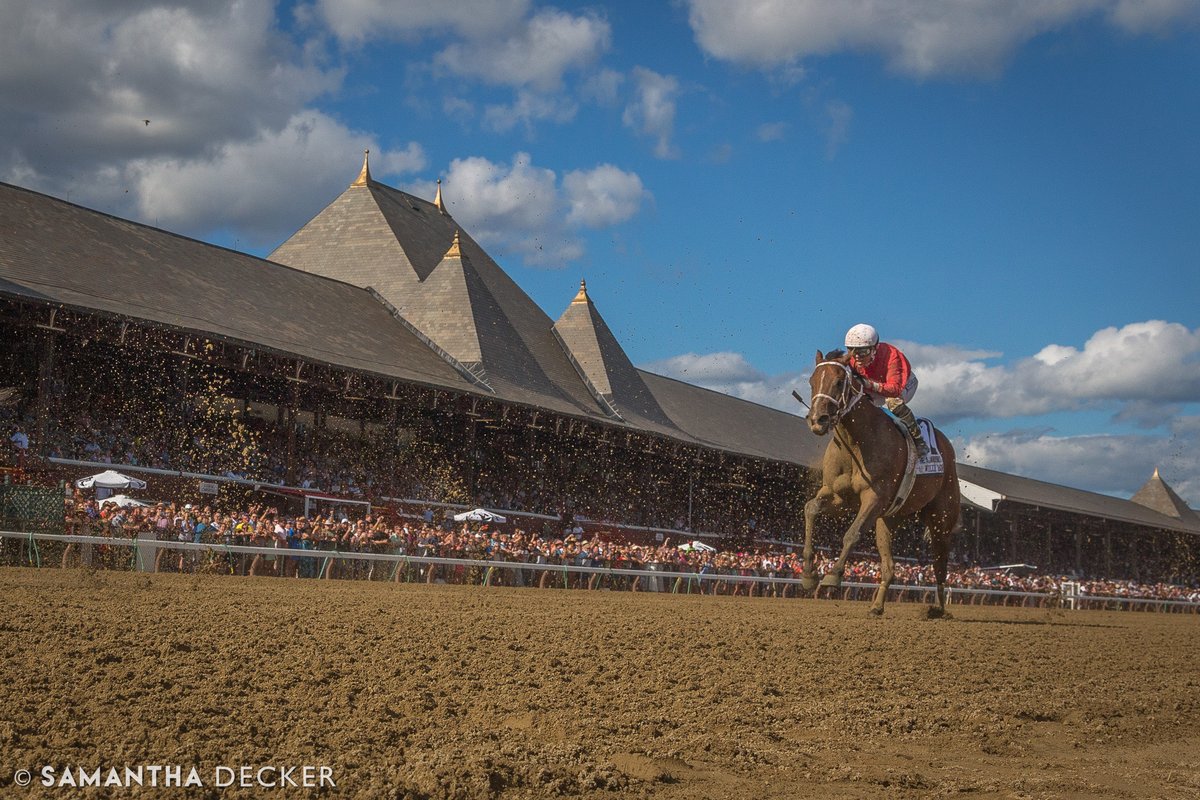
[1130,468,1199,522]
[572,279,589,304]
[444,229,462,259]
[434,178,445,213]
[553,278,674,426]
[352,149,372,187]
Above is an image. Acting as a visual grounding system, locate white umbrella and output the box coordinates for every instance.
[98,494,151,508]
[679,540,717,553]
[75,470,148,490]
[453,508,507,523]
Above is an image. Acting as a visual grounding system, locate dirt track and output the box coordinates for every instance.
[2,568,1199,799]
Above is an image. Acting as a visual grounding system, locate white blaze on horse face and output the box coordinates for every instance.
[808,363,842,433]
[809,360,864,434]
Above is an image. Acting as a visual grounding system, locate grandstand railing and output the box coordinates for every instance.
[4,531,1197,614]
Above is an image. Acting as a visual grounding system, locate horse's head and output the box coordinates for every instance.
[807,349,862,436]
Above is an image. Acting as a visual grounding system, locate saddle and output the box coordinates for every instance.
[884,418,944,516]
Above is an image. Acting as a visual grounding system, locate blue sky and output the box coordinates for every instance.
[2,1,1199,504]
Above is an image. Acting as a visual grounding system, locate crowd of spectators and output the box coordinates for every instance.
[2,357,1198,608]
[3,371,797,541]
[50,493,1200,607]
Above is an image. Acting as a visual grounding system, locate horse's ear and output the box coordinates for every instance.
[815,350,824,363]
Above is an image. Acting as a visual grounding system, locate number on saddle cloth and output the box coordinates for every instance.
[914,418,943,475]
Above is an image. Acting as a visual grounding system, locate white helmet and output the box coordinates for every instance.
[844,323,879,349]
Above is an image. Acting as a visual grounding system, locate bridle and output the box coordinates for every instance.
[809,360,865,427]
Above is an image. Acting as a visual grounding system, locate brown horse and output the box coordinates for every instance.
[801,350,960,616]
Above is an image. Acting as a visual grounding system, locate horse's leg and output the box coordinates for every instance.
[801,486,834,590]
[928,524,951,616]
[918,497,956,617]
[869,516,895,616]
[821,490,883,588]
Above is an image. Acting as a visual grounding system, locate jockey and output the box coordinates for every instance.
[843,323,929,457]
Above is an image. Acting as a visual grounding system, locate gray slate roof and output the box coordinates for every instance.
[553,280,676,428]
[1130,468,1200,524]
[639,371,821,466]
[958,463,1200,534]
[4,176,1194,535]
[269,175,604,418]
[0,181,472,391]
[0,179,822,465]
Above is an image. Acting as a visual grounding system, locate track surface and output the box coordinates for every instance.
[2,568,1199,799]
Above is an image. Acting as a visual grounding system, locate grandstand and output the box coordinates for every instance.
[1,159,1198,584]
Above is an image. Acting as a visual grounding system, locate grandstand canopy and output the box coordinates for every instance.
[1,166,1197,537]
[959,464,1200,535]
[0,177,818,467]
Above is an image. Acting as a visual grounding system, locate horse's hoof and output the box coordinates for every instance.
[923,606,947,620]
[800,575,818,591]
[819,573,842,588]
[868,606,884,617]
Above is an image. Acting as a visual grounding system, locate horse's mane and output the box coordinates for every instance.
[825,348,848,360]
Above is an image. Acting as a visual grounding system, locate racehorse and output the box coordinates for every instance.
[801,350,960,616]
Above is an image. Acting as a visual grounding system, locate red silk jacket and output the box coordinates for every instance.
[851,342,911,398]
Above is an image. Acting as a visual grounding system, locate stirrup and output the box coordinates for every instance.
[909,427,929,457]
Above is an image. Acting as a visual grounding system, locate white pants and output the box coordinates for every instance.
[870,374,917,408]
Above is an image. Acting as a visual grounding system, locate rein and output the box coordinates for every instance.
[810,360,865,426]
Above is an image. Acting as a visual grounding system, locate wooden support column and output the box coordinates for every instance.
[387,401,399,491]
[285,379,299,485]
[33,327,59,457]
[974,511,982,565]
[466,415,477,498]
[315,407,326,460]
[1074,527,1083,575]
[1131,534,1142,582]
[687,468,694,532]
[1103,523,1113,577]
[1045,522,1053,571]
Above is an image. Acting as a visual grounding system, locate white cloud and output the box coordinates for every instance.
[956,427,1200,505]
[436,8,610,91]
[318,3,610,139]
[0,0,346,241]
[581,68,624,106]
[130,111,424,247]
[900,321,1200,421]
[312,0,530,44]
[482,90,578,133]
[645,321,1200,503]
[644,351,766,383]
[563,165,647,228]
[642,352,807,412]
[1110,0,1200,33]
[410,153,646,267]
[684,0,1200,78]
[756,122,788,142]
[1024,321,1200,403]
[623,67,681,158]
[0,2,338,166]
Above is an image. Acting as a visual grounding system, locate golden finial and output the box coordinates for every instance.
[445,230,462,258]
[572,279,589,304]
[434,178,445,213]
[352,149,371,187]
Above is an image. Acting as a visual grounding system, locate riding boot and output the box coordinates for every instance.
[889,401,929,457]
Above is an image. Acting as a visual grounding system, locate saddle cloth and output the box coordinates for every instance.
[884,418,944,517]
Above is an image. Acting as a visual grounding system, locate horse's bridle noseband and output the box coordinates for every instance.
[810,360,865,426]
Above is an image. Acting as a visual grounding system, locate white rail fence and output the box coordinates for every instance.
[3,530,1198,613]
